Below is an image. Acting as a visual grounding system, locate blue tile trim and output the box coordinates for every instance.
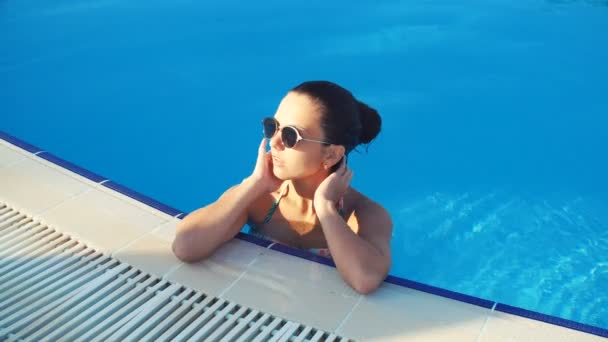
[268,243,336,267]
[494,303,608,338]
[234,232,273,248]
[37,152,106,183]
[103,181,183,217]
[0,130,43,153]
[384,275,495,309]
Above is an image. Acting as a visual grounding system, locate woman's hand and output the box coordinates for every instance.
[314,156,352,210]
[247,138,283,194]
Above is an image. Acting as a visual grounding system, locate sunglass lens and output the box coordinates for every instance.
[262,118,277,138]
[281,126,298,148]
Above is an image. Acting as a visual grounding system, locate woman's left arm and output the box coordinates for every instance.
[316,199,393,294]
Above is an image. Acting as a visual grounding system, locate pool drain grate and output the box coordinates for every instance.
[0,201,353,342]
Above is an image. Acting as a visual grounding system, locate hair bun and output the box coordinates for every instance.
[357,100,381,145]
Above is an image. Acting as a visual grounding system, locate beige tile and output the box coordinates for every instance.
[0,143,174,221]
[62,187,168,230]
[41,188,168,253]
[479,311,605,342]
[21,148,103,190]
[113,233,182,278]
[0,158,92,214]
[165,239,267,297]
[211,238,272,267]
[91,183,179,221]
[150,218,181,243]
[337,282,490,341]
[246,248,359,298]
[0,139,35,154]
[0,144,26,168]
[221,248,360,332]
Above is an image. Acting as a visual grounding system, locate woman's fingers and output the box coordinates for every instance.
[265,151,273,168]
[258,138,271,169]
[256,138,264,165]
[258,138,266,156]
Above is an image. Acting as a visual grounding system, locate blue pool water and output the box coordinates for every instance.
[2,0,607,329]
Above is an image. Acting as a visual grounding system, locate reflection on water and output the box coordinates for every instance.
[390,189,608,329]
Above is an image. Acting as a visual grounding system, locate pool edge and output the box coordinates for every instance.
[1,129,606,339]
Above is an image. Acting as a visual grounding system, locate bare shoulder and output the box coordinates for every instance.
[347,188,393,238]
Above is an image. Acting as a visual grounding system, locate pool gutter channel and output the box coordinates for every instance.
[0,202,352,341]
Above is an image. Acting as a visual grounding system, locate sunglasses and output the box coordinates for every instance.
[261,117,332,148]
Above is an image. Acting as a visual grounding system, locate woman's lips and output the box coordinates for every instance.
[272,156,284,166]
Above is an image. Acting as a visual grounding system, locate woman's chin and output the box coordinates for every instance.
[272,167,287,179]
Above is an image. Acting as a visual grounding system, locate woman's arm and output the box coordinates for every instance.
[172,177,264,262]
[174,137,283,263]
[316,199,393,294]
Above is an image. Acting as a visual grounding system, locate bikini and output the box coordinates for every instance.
[246,182,345,258]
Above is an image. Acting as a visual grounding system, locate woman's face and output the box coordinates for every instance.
[269,91,332,180]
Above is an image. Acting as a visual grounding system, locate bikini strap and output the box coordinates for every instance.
[261,182,289,224]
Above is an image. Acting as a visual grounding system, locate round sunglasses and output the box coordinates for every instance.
[261,117,332,148]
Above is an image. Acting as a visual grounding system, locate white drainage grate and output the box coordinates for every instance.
[0,201,354,342]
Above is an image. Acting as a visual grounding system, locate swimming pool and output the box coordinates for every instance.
[2,0,607,330]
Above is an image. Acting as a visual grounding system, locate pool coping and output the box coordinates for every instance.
[1,129,606,339]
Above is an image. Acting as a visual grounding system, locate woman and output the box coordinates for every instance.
[172,80,393,294]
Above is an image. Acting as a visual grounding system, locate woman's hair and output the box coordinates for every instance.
[290,80,382,173]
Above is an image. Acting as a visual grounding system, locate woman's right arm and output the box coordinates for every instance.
[172,176,264,262]
[172,138,282,262]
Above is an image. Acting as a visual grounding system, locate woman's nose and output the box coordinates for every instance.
[269,130,284,150]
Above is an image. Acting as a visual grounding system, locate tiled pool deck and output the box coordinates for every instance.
[1,132,606,341]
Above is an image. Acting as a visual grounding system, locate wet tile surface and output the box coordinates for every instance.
[166,239,267,296]
[221,248,360,332]
[337,282,490,341]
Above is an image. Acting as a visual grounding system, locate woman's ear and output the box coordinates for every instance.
[323,145,345,169]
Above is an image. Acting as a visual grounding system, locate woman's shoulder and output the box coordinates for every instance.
[346,187,392,232]
[347,187,384,211]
